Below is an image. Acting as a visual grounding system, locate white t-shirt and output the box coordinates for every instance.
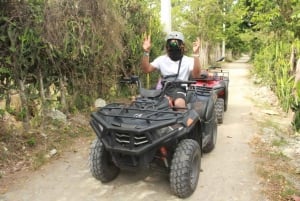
[150,55,194,80]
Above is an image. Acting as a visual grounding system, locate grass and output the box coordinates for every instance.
[0,113,94,181]
[256,117,282,132]
[251,114,300,201]
[271,138,288,147]
[33,151,47,170]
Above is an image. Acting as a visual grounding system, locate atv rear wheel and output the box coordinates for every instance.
[215,98,224,124]
[89,138,120,182]
[170,139,201,198]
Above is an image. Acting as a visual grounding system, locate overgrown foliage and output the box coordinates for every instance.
[0,0,164,129]
[234,0,300,131]
[171,0,249,63]
[0,0,166,184]
[0,0,300,131]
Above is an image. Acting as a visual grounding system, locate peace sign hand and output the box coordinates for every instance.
[143,35,151,52]
[192,37,201,54]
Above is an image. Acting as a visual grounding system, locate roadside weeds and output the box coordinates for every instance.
[248,82,300,201]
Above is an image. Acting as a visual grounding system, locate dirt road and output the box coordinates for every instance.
[0,55,267,201]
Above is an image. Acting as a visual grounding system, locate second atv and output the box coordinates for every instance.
[191,57,229,124]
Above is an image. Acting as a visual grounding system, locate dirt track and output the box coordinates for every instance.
[0,55,268,201]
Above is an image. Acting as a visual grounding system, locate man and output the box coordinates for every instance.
[141,31,201,109]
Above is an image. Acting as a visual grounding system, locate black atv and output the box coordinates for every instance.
[89,76,217,198]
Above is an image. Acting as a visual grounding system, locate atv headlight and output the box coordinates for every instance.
[186,118,194,127]
[154,124,183,138]
[98,123,103,132]
[155,127,171,137]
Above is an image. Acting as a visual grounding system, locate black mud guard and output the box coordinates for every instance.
[182,109,200,127]
[205,95,215,121]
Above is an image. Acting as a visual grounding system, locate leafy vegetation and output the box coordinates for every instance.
[2,0,298,131]
[0,0,165,184]
[0,0,165,127]
[231,0,300,131]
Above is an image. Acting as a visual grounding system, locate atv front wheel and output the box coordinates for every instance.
[215,98,224,124]
[170,139,201,198]
[89,138,120,182]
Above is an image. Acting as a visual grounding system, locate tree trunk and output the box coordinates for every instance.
[59,71,67,114]
[38,68,46,104]
[4,81,10,111]
[38,67,47,127]
[17,78,30,131]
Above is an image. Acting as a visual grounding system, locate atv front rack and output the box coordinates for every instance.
[92,103,185,128]
[90,103,199,155]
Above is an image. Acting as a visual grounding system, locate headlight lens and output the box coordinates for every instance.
[154,124,183,137]
[98,123,103,132]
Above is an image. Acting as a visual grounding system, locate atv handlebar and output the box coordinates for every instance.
[160,78,196,91]
[120,76,196,89]
[216,56,225,62]
[120,76,141,88]
[208,66,221,69]
[120,75,196,99]
[161,79,196,86]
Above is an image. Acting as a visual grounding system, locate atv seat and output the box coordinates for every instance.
[140,88,162,98]
[134,88,169,110]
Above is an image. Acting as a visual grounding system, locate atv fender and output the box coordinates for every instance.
[187,93,215,121]
[182,109,200,127]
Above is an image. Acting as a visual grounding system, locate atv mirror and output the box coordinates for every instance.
[199,72,208,79]
[120,76,140,85]
[131,76,139,83]
[208,66,221,69]
[120,77,132,83]
[216,57,225,62]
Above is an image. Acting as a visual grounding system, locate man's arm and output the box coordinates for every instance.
[141,52,156,73]
[191,55,201,78]
[191,37,201,78]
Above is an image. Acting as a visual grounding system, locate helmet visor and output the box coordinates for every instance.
[167,39,180,49]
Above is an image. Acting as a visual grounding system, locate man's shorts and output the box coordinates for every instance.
[165,86,186,102]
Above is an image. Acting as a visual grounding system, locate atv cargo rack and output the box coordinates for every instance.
[90,102,198,155]
[193,70,229,82]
